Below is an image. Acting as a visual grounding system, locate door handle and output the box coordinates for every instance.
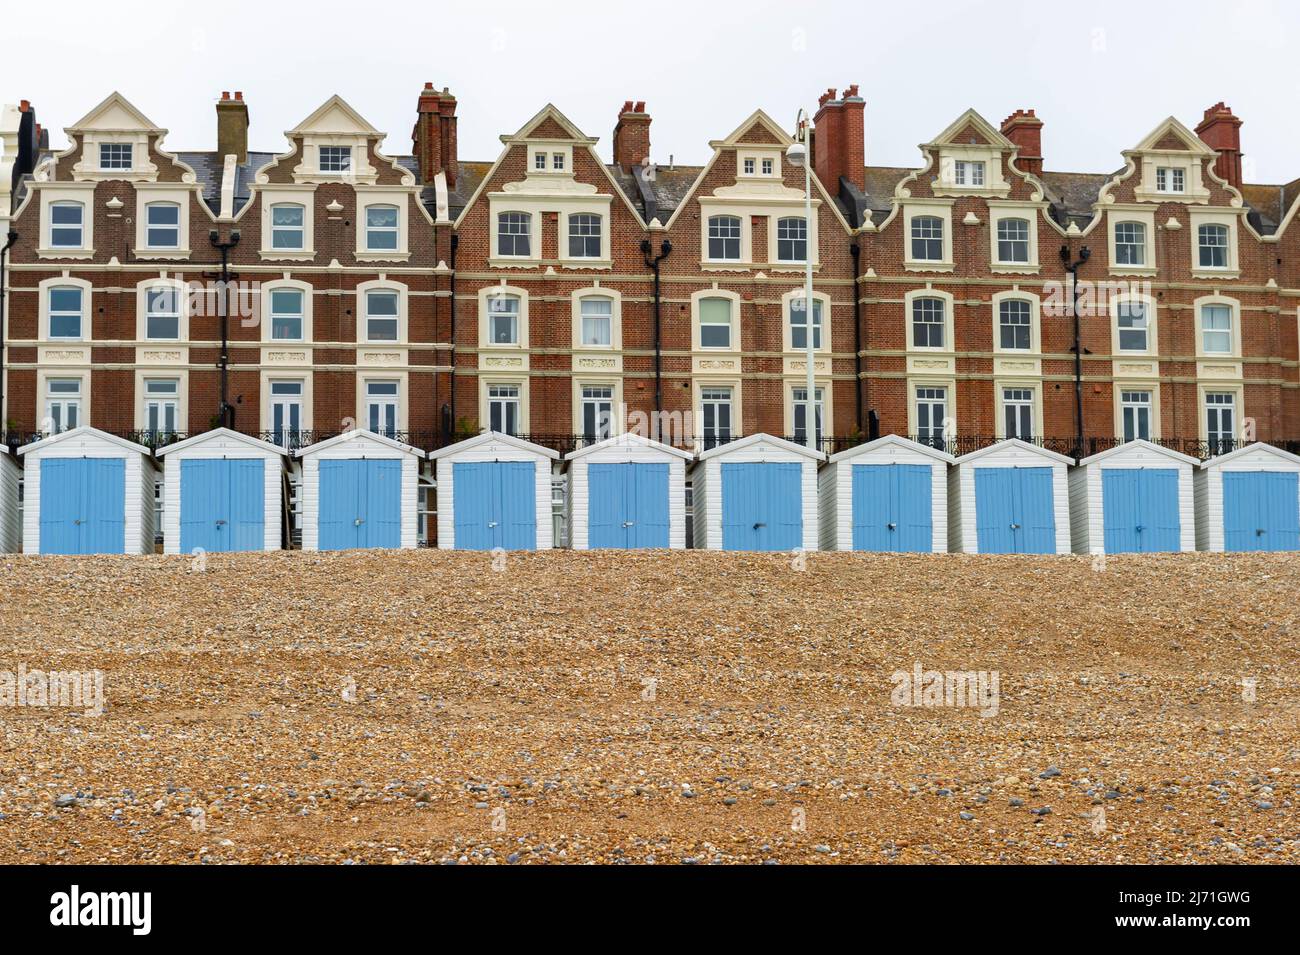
[622,521,634,527]
[1136,525,1144,533]
[73,519,82,525]
[354,518,365,526]
[753,522,766,530]
[887,522,897,531]
[487,521,498,528]
[215,520,226,526]
[1257,528,1266,536]
[1010,523,1020,530]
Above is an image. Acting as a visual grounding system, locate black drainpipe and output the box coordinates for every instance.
[1,230,17,444]
[850,241,863,436]
[448,232,458,442]
[208,228,241,430]
[641,238,672,428]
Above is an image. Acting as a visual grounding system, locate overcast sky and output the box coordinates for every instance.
[7,0,1299,182]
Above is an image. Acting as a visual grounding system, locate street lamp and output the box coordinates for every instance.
[787,110,817,452]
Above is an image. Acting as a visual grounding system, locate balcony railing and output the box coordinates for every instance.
[4,426,1297,463]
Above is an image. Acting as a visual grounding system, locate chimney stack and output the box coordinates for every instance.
[1195,102,1244,189]
[1001,109,1043,177]
[812,84,865,193]
[613,100,651,172]
[413,82,458,187]
[216,90,249,165]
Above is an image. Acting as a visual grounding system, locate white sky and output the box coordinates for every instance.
[6,0,1299,182]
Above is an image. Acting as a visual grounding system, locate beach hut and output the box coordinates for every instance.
[17,426,156,555]
[690,434,824,551]
[565,432,693,549]
[819,435,954,552]
[296,429,424,551]
[1070,440,1197,554]
[430,431,559,550]
[0,445,21,553]
[1194,442,1300,552]
[949,439,1072,554]
[156,428,285,554]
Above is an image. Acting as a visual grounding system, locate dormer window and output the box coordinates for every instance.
[552,152,565,171]
[1156,167,1185,194]
[743,158,755,175]
[497,212,532,257]
[319,146,351,173]
[707,215,742,260]
[954,160,984,187]
[534,152,547,171]
[761,158,773,175]
[100,143,132,170]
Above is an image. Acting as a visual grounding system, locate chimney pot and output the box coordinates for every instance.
[19,99,30,112]
[412,84,458,187]
[812,83,864,193]
[1195,102,1244,188]
[613,99,652,172]
[216,89,249,164]
[1001,108,1044,177]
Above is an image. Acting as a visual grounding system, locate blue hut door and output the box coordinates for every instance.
[851,463,932,552]
[40,457,126,555]
[452,460,537,550]
[318,459,403,550]
[588,462,670,549]
[975,466,1055,554]
[721,461,802,551]
[1103,468,1180,553]
[179,458,265,553]
[1223,471,1300,551]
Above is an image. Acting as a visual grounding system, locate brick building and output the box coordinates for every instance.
[3,84,1299,473]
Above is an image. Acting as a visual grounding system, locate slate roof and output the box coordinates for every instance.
[1039,170,1113,229]
[174,150,277,215]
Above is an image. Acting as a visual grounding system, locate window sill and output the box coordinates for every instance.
[37,248,94,260]
[1109,265,1158,277]
[489,257,541,269]
[260,250,316,261]
[701,261,750,272]
[1191,268,1240,280]
[136,249,192,260]
[990,262,1039,275]
[904,261,954,273]
[559,259,613,270]
[355,251,411,263]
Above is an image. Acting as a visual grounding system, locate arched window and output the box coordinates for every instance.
[911,297,946,349]
[998,299,1031,350]
[365,205,399,251]
[568,214,602,258]
[1114,221,1146,266]
[50,201,85,248]
[910,215,943,261]
[776,217,807,262]
[996,217,1030,263]
[707,215,741,260]
[497,212,532,257]
[271,203,306,250]
[146,202,181,248]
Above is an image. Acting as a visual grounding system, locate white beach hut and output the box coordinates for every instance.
[295,429,424,551]
[819,435,954,552]
[1069,440,1197,554]
[430,431,559,550]
[565,432,693,549]
[1194,442,1300,552]
[156,428,286,554]
[949,439,1072,554]
[17,426,156,555]
[690,434,824,551]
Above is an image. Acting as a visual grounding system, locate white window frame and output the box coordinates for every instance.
[1189,211,1240,278]
[136,277,189,342]
[903,202,954,271]
[912,383,951,445]
[99,142,133,171]
[693,289,739,351]
[905,287,954,353]
[318,145,353,174]
[1201,387,1240,452]
[705,214,743,262]
[989,204,1041,272]
[572,290,620,349]
[262,280,313,343]
[363,379,401,437]
[1110,293,1158,357]
[696,382,738,449]
[41,278,91,342]
[142,378,181,436]
[789,384,827,447]
[578,383,617,442]
[992,291,1039,354]
[1155,166,1185,194]
[267,379,306,446]
[484,381,525,436]
[43,376,85,434]
[1119,388,1154,442]
[775,216,808,263]
[479,285,529,349]
[782,288,829,353]
[1195,295,1239,358]
[357,282,406,345]
[997,384,1039,441]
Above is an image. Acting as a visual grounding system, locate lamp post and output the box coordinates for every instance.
[787,110,817,452]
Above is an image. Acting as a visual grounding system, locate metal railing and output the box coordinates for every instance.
[4,426,1297,463]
